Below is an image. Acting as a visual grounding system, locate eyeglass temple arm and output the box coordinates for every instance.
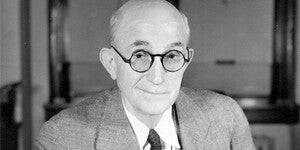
[111,46,131,63]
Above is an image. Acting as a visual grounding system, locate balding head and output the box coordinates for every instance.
[110,0,190,46]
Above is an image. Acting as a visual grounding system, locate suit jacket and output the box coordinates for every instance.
[34,87,255,150]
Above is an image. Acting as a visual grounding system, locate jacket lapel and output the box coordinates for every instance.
[95,89,139,150]
[176,89,211,150]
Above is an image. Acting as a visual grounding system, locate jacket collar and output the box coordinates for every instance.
[175,89,211,149]
[95,89,139,150]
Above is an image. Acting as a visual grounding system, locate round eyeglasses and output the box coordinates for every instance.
[111,46,191,73]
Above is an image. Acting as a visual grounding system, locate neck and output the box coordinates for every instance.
[134,112,163,129]
[121,96,167,128]
[123,103,164,128]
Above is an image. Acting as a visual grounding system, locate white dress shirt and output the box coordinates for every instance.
[124,105,181,150]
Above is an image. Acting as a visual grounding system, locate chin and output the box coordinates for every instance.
[141,96,174,115]
[133,88,178,115]
[142,104,169,115]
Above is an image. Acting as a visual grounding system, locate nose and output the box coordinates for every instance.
[146,57,165,85]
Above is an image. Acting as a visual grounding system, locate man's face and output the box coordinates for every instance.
[114,6,190,117]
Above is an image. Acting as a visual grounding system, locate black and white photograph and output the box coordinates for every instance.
[1,0,300,150]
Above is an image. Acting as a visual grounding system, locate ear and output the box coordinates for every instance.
[99,47,117,80]
[186,48,194,66]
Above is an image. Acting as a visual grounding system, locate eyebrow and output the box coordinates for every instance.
[168,42,184,47]
[130,41,184,47]
[126,41,185,53]
[130,40,150,47]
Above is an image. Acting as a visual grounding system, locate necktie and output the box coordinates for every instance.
[147,129,162,150]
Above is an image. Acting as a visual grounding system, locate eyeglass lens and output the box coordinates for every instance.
[130,50,186,72]
[131,51,152,71]
[163,50,185,71]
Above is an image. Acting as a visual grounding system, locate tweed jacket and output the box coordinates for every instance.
[35,87,255,150]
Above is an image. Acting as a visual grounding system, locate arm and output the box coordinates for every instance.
[228,98,256,150]
[34,120,66,150]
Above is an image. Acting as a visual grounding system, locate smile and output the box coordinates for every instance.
[136,87,168,95]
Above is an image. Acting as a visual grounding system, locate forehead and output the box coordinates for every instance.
[117,19,187,49]
[114,3,187,49]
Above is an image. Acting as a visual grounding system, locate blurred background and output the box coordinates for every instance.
[1,0,300,149]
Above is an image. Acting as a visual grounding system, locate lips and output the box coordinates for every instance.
[136,87,168,95]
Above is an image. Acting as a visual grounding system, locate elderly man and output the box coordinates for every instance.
[35,0,255,149]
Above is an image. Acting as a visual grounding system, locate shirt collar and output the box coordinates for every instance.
[155,106,180,149]
[124,105,180,149]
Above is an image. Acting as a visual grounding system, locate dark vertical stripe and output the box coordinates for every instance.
[271,0,296,104]
[20,0,32,149]
[286,0,296,106]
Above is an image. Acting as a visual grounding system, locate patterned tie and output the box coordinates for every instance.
[147,129,162,150]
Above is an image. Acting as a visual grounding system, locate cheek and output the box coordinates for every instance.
[116,63,143,92]
[165,71,184,88]
[166,73,184,101]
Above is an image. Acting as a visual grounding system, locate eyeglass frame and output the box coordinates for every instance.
[111,45,191,73]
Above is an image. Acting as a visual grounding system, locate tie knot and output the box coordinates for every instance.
[147,129,162,150]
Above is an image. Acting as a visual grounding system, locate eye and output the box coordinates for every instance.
[165,51,182,59]
[132,50,149,59]
[135,53,145,58]
[167,53,176,59]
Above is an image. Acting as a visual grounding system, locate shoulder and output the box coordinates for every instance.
[180,87,241,112]
[50,87,118,125]
[179,87,254,149]
[180,87,246,126]
[35,87,119,149]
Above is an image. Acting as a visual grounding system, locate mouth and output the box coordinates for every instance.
[136,87,168,95]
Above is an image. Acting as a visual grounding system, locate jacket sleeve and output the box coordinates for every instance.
[34,120,66,150]
[228,98,256,150]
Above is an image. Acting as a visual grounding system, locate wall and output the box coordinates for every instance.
[0,0,21,87]
[66,0,118,95]
[0,0,22,149]
[181,0,272,96]
[1,0,50,146]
